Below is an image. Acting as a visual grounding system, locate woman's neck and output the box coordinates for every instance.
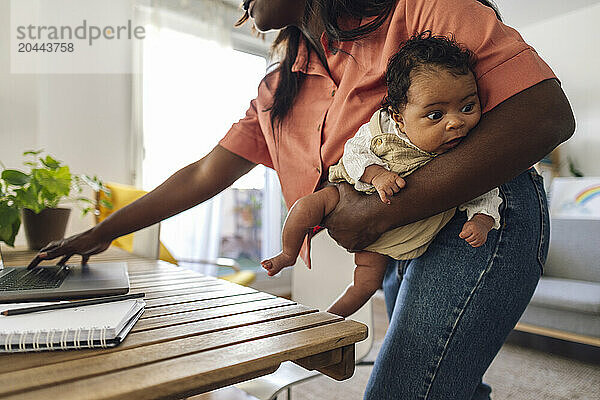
[300,6,329,73]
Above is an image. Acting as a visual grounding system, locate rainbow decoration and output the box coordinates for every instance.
[575,185,600,205]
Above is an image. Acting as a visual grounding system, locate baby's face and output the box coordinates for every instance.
[392,68,481,154]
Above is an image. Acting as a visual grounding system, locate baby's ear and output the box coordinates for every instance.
[389,108,405,131]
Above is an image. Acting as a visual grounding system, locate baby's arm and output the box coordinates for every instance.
[458,188,503,247]
[342,123,405,203]
[342,123,405,195]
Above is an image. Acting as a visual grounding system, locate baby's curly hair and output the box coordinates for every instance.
[382,31,476,112]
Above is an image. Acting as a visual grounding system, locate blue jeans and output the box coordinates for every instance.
[364,168,549,399]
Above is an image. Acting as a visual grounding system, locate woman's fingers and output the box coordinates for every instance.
[38,240,63,255]
[43,242,71,260]
[28,240,68,269]
[27,229,110,269]
[57,254,74,265]
[27,256,44,270]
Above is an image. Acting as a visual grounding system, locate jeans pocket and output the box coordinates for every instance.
[529,169,550,272]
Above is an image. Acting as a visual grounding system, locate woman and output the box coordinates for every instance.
[31,0,574,398]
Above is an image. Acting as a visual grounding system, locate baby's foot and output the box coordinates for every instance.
[261,252,297,276]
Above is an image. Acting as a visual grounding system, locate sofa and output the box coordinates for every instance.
[518,217,600,342]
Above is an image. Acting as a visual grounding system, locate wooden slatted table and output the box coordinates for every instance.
[0,247,368,399]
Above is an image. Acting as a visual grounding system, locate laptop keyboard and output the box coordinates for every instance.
[0,267,69,291]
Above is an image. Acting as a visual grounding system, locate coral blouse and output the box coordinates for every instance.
[219,0,556,209]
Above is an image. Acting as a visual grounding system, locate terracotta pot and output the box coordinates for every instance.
[21,208,71,250]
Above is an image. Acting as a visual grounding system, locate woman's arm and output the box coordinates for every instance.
[95,145,255,240]
[28,145,256,266]
[323,79,575,250]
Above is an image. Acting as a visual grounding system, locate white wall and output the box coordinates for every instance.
[520,3,600,176]
[0,0,133,246]
[497,0,600,30]
[0,1,39,169]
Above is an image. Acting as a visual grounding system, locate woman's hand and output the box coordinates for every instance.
[27,228,112,269]
[322,183,389,251]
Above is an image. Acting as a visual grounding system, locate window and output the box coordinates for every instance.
[141,25,284,277]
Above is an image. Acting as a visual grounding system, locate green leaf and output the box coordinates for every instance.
[99,199,113,210]
[81,207,95,216]
[1,169,29,186]
[40,155,61,170]
[23,150,43,156]
[0,201,21,247]
[15,187,43,213]
[80,174,105,192]
[32,166,71,198]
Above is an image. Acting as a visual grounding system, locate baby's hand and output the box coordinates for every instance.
[371,170,405,204]
[459,214,495,247]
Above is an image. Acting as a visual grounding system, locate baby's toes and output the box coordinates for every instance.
[261,260,272,270]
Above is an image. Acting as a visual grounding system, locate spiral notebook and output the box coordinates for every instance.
[0,299,145,352]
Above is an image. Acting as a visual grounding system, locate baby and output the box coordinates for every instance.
[262,31,502,317]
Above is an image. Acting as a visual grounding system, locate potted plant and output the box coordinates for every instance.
[0,150,111,250]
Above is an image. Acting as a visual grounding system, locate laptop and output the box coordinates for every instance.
[0,247,130,302]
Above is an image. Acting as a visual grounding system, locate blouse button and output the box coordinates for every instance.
[375,138,383,146]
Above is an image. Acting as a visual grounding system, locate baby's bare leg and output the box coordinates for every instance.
[327,251,388,317]
[262,186,340,276]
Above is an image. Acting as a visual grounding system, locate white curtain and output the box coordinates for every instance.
[135,0,267,275]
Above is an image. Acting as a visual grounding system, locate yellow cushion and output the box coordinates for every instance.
[98,182,178,265]
[219,270,256,286]
[159,242,178,265]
